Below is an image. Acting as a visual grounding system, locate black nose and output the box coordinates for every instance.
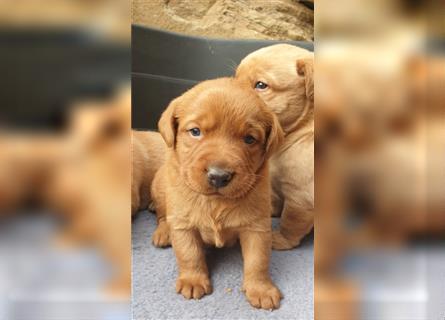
[207,167,233,188]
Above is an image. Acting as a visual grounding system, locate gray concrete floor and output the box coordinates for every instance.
[132,210,314,320]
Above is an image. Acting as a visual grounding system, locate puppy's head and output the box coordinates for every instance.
[236,44,314,133]
[158,78,283,199]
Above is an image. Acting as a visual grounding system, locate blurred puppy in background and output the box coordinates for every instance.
[0,88,132,296]
[151,78,284,309]
[316,49,445,246]
[46,87,131,295]
[236,44,314,250]
[131,130,166,215]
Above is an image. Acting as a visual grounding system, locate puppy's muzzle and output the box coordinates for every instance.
[207,166,233,188]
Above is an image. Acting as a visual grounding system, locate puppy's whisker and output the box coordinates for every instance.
[225,58,239,74]
[244,173,266,178]
[236,179,256,191]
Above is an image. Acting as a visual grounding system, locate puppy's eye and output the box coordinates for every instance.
[244,135,256,145]
[189,128,201,137]
[254,81,268,91]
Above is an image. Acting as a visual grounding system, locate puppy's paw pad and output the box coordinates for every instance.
[152,225,171,247]
[245,282,282,310]
[176,276,212,300]
[272,231,300,250]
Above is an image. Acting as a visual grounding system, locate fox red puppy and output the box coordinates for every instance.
[151,78,284,309]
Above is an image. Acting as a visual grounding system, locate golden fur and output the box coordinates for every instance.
[236,44,314,249]
[131,130,166,215]
[151,78,284,309]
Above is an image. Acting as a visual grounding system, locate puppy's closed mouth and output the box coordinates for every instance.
[198,188,230,197]
[208,191,223,196]
[208,187,230,196]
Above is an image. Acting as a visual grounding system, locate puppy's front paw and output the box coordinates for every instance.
[244,281,282,310]
[272,230,300,250]
[152,223,171,247]
[176,274,212,299]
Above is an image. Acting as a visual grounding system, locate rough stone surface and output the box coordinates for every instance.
[132,0,314,41]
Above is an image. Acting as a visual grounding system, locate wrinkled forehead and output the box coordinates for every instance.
[178,89,267,132]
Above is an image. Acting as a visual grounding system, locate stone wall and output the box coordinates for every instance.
[132,0,314,41]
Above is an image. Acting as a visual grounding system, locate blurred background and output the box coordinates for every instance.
[316,0,445,319]
[0,1,130,319]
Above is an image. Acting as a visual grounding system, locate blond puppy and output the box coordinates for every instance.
[236,44,314,250]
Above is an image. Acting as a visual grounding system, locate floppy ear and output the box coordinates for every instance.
[265,113,284,159]
[158,98,179,148]
[297,57,314,102]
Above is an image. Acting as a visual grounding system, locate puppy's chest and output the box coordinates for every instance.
[199,222,238,248]
[173,201,249,248]
[196,204,242,248]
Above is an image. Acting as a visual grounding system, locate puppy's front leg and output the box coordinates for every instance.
[240,230,282,309]
[152,214,170,247]
[171,229,212,299]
